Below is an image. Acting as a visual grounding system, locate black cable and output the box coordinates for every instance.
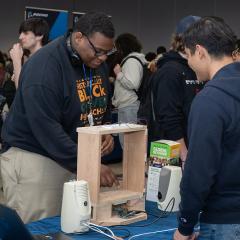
[111,197,175,229]
[125,197,175,228]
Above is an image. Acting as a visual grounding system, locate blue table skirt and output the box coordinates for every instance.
[27,201,177,240]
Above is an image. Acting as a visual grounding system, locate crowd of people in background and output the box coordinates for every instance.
[0,11,240,240]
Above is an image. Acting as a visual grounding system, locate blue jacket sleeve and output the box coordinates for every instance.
[177,93,223,235]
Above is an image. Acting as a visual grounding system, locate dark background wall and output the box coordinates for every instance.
[1,0,240,53]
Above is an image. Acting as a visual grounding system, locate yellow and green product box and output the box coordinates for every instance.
[149,140,180,167]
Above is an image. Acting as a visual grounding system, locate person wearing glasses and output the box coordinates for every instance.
[0,12,117,223]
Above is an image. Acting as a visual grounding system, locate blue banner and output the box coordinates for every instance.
[25,7,69,40]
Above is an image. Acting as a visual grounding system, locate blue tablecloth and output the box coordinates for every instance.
[27,201,177,240]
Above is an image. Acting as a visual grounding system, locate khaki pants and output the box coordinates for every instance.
[0,147,75,223]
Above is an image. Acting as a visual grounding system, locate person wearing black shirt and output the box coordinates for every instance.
[152,15,204,165]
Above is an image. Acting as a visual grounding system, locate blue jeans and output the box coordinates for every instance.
[118,102,140,148]
[198,223,240,240]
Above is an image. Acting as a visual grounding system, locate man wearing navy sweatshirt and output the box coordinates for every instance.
[173,17,240,240]
[0,12,117,223]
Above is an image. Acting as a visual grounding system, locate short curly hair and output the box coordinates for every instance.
[115,33,142,59]
[73,12,115,39]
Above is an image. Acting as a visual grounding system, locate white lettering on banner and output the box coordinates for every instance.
[32,13,49,17]
[185,79,202,85]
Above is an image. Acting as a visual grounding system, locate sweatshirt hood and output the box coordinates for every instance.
[157,50,188,68]
[206,62,240,102]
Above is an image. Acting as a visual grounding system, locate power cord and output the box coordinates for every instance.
[128,227,177,240]
[83,222,123,240]
[128,226,201,240]
[102,228,131,239]
[125,197,176,239]
[73,197,175,239]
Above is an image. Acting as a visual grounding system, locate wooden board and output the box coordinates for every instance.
[98,190,143,205]
[77,123,146,135]
[91,212,147,226]
[77,132,101,203]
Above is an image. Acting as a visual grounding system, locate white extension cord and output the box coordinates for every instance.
[82,222,121,239]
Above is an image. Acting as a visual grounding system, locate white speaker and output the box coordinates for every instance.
[157,166,182,212]
[61,180,91,233]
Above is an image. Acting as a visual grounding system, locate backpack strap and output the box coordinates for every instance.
[150,90,156,121]
[120,56,145,67]
[120,56,145,95]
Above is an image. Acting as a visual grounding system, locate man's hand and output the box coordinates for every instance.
[9,43,23,65]
[176,138,188,170]
[101,134,114,156]
[9,43,24,88]
[173,230,197,240]
[100,164,119,187]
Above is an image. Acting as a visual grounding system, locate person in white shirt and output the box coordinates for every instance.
[112,33,147,147]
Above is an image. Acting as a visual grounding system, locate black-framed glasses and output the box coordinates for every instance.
[83,33,117,57]
[232,47,240,57]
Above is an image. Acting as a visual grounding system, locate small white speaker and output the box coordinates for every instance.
[157,166,182,212]
[61,180,91,233]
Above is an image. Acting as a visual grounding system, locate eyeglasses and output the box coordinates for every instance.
[83,33,117,57]
[232,48,240,57]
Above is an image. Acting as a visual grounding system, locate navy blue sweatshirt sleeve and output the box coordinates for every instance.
[20,56,78,171]
[22,84,77,171]
[177,93,223,235]
[153,65,184,140]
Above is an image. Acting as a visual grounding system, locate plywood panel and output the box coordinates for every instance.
[122,129,147,192]
[77,132,101,203]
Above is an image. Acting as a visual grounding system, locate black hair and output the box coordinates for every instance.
[73,12,115,38]
[156,46,167,54]
[234,39,240,49]
[115,33,142,60]
[0,51,5,66]
[19,17,49,45]
[145,52,157,61]
[182,16,236,58]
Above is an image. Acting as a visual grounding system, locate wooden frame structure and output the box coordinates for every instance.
[77,123,147,226]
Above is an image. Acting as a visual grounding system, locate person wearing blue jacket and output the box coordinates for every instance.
[173,17,240,240]
[0,12,117,223]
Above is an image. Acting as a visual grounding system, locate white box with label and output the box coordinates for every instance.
[146,166,162,202]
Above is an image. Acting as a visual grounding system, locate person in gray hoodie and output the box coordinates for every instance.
[112,33,147,147]
[173,16,240,240]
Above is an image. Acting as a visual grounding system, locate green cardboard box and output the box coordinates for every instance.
[149,140,180,167]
